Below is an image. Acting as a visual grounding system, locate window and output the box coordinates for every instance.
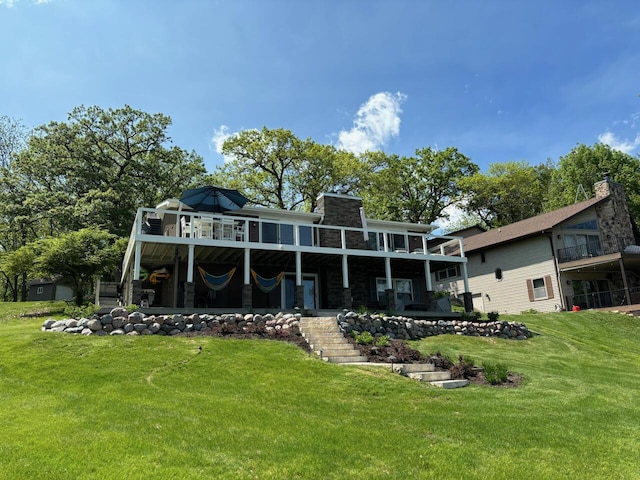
[436,265,460,281]
[376,278,414,303]
[564,219,597,230]
[36,286,44,295]
[480,251,486,263]
[261,222,312,245]
[527,276,554,302]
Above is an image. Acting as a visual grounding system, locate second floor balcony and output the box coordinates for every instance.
[556,237,633,263]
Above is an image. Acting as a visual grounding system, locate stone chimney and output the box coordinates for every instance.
[593,173,635,247]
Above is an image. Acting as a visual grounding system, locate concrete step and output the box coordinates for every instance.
[316,348,361,357]
[302,333,345,342]
[308,341,353,350]
[408,371,451,382]
[326,355,369,363]
[429,379,469,389]
[395,363,435,374]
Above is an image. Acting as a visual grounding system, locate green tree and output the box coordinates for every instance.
[360,147,478,225]
[0,116,32,300]
[34,228,126,306]
[461,160,555,227]
[10,105,207,237]
[548,143,640,221]
[213,127,365,211]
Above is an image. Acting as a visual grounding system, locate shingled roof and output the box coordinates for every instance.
[462,196,605,254]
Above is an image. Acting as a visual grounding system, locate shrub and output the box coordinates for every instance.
[487,311,500,322]
[374,335,390,347]
[64,303,100,319]
[460,310,481,322]
[483,362,509,385]
[354,331,374,345]
[450,355,477,379]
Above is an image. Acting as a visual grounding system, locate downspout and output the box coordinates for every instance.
[547,234,565,310]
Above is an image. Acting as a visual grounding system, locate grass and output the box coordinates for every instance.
[1,302,639,479]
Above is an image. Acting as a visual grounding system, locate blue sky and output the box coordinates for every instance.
[2,0,639,176]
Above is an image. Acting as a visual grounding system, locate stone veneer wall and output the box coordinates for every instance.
[594,178,635,247]
[316,193,367,250]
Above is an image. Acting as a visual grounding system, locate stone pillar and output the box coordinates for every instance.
[132,280,143,305]
[242,284,252,310]
[463,292,473,313]
[385,289,396,312]
[342,288,352,310]
[296,285,305,309]
[425,290,436,311]
[183,282,195,309]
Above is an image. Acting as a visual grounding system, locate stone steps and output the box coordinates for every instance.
[396,363,468,389]
[300,317,367,364]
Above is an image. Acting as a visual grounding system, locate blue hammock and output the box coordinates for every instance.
[251,269,285,293]
[198,266,236,291]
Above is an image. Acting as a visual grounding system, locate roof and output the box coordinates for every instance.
[462,197,605,253]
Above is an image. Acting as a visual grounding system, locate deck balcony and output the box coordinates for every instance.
[123,207,467,269]
[556,238,631,264]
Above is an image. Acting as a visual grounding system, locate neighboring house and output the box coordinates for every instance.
[441,175,640,313]
[120,193,471,314]
[28,278,74,302]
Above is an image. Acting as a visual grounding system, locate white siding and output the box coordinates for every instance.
[451,236,561,314]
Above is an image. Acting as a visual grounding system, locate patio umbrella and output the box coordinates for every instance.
[179,186,249,213]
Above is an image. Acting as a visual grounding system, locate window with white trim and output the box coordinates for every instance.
[436,265,460,281]
[527,276,554,302]
[376,278,414,303]
[36,286,44,295]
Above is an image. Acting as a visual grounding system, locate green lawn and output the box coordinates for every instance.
[1,302,639,479]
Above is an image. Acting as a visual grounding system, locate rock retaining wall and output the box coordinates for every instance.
[41,308,531,341]
[41,307,301,336]
[337,312,531,340]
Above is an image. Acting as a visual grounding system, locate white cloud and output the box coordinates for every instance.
[598,130,640,154]
[0,0,52,6]
[336,92,407,154]
[210,125,238,163]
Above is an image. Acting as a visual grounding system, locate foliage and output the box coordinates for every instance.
[213,127,363,211]
[3,228,127,306]
[7,105,206,237]
[63,302,100,320]
[460,160,555,228]
[360,147,479,224]
[351,330,374,345]
[487,311,500,321]
[449,354,477,379]
[459,310,481,322]
[547,143,640,222]
[374,335,390,347]
[482,362,509,385]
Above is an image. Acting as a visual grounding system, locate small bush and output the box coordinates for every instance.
[483,362,509,385]
[487,311,500,322]
[374,335,390,347]
[352,330,374,345]
[460,310,481,322]
[450,355,477,379]
[64,303,100,319]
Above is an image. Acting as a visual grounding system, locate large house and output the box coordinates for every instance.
[441,175,640,313]
[120,192,471,314]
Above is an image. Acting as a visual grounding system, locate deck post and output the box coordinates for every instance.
[424,260,432,291]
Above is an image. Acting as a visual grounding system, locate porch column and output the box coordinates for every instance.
[242,248,252,309]
[384,256,396,311]
[424,260,433,291]
[461,261,470,293]
[133,241,142,280]
[619,258,631,305]
[173,252,179,308]
[187,244,195,282]
[295,251,304,309]
[184,244,195,309]
[342,254,352,309]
